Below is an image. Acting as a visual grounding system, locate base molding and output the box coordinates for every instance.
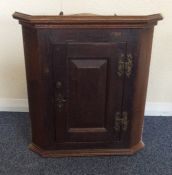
[28,141,144,157]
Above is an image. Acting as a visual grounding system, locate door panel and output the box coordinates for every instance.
[68,59,107,128]
[52,42,126,148]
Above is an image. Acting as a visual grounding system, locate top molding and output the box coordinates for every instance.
[13,12,163,28]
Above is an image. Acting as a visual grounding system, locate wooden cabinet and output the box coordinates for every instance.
[13,12,162,157]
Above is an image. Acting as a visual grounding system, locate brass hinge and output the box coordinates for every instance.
[117,54,133,77]
[114,111,128,132]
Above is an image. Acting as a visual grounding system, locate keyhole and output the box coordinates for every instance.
[56,81,62,88]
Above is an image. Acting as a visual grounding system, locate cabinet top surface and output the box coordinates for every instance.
[13,12,162,27]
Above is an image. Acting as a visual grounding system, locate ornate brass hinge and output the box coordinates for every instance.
[117,54,133,77]
[114,111,128,132]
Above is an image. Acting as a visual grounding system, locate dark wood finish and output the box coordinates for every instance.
[13,12,162,27]
[29,141,144,157]
[13,12,162,157]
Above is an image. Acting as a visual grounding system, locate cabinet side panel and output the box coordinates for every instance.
[22,27,50,148]
[130,27,154,146]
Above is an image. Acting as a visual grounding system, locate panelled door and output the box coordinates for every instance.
[52,42,127,148]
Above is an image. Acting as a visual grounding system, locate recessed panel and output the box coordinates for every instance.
[68,59,108,128]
